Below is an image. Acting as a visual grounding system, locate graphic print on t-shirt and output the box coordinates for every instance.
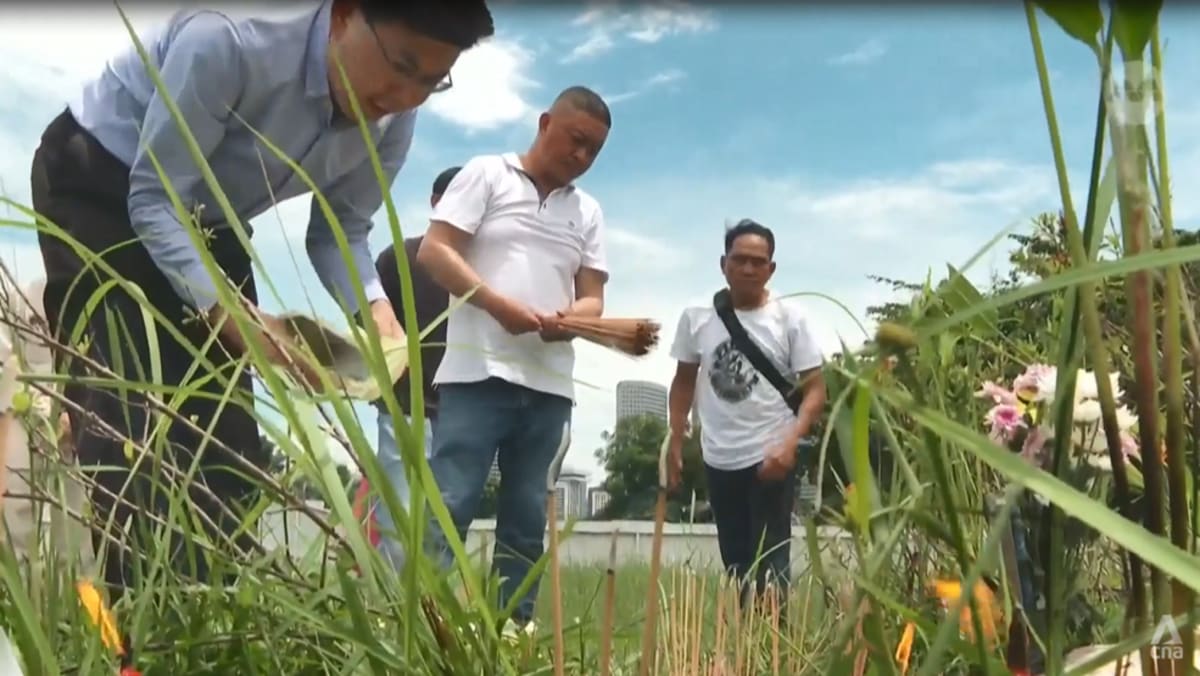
[708,338,759,403]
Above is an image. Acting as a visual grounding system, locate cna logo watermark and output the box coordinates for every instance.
[1151,614,1185,660]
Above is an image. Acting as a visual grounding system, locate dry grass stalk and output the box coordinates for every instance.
[638,435,672,676]
[769,584,780,674]
[546,489,565,676]
[599,530,618,676]
[712,577,728,675]
[692,571,706,675]
[546,422,571,676]
[0,354,20,531]
[557,316,661,357]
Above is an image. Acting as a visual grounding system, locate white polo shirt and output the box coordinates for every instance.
[430,152,608,401]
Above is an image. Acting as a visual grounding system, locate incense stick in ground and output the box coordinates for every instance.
[638,433,672,676]
[545,421,571,676]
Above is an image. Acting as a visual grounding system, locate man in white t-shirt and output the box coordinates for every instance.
[416,85,611,625]
[667,219,826,608]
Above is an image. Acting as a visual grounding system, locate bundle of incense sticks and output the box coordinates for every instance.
[556,316,661,356]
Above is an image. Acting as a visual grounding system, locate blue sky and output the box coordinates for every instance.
[2,2,1200,481]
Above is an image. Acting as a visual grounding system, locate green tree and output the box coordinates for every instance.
[593,413,707,522]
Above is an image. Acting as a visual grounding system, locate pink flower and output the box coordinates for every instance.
[986,404,1025,443]
[1120,431,1138,457]
[975,381,1017,406]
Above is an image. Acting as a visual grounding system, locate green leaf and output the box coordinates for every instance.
[939,265,998,337]
[883,388,1200,594]
[1112,0,1162,60]
[1034,0,1103,49]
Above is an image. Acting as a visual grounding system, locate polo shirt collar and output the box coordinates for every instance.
[502,152,576,193]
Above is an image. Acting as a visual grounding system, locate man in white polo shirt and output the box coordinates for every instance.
[666,219,826,611]
[416,85,610,625]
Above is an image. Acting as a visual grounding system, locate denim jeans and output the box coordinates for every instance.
[373,411,434,569]
[705,460,797,609]
[427,377,573,624]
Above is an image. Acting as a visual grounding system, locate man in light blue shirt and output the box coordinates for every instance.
[30,0,494,598]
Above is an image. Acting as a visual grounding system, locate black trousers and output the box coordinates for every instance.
[705,460,796,609]
[30,108,268,596]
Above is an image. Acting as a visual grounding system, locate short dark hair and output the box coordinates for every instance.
[553,86,611,128]
[724,218,775,258]
[360,0,495,50]
[432,166,461,195]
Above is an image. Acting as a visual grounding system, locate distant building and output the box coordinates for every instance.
[488,457,500,483]
[615,380,668,423]
[588,487,610,518]
[555,468,589,522]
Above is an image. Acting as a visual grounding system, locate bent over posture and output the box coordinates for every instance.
[417,86,612,625]
[667,219,826,608]
[31,0,493,597]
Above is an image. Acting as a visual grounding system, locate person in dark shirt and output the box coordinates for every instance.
[360,165,459,566]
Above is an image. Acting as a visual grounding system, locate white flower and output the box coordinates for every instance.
[1075,370,1122,402]
[1115,406,1138,431]
[1073,400,1102,424]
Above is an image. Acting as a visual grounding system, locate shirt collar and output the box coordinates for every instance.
[502,152,576,192]
[304,0,334,100]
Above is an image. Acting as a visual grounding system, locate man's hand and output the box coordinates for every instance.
[666,431,687,493]
[368,298,406,342]
[482,291,542,335]
[538,311,575,342]
[207,303,323,389]
[758,436,798,483]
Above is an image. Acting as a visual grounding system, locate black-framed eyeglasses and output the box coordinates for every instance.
[368,22,453,93]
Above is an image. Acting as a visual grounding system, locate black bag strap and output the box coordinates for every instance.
[712,289,802,414]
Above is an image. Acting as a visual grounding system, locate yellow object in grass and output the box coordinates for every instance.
[894,621,915,675]
[276,313,409,401]
[76,579,124,655]
[929,578,1003,648]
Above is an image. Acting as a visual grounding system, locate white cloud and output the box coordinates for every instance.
[424,39,540,133]
[561,32,616,65]
[604,68,686,104]
[828,38,888,67]
[562,2,716,63]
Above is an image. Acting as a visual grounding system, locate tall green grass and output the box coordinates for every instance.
[1,1,1198,673]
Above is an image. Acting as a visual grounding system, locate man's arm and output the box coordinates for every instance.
[566,267,605,317]
[569,204,608,317]
[783,367,826,443]
[781,309,828,445]
[415,157,517,319]
[669,361,699,439]
[126,13,247,313]
[307,111,416,316]
[667,309,700,439]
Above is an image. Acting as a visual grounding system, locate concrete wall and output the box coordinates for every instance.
[259,503,856,575]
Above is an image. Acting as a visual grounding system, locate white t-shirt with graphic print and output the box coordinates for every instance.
[669,294,824,471]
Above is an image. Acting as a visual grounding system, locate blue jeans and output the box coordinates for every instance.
[427,377,573,624]
[373,411,433,569]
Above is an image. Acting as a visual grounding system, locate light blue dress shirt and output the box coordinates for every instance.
[69,1,414,314]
